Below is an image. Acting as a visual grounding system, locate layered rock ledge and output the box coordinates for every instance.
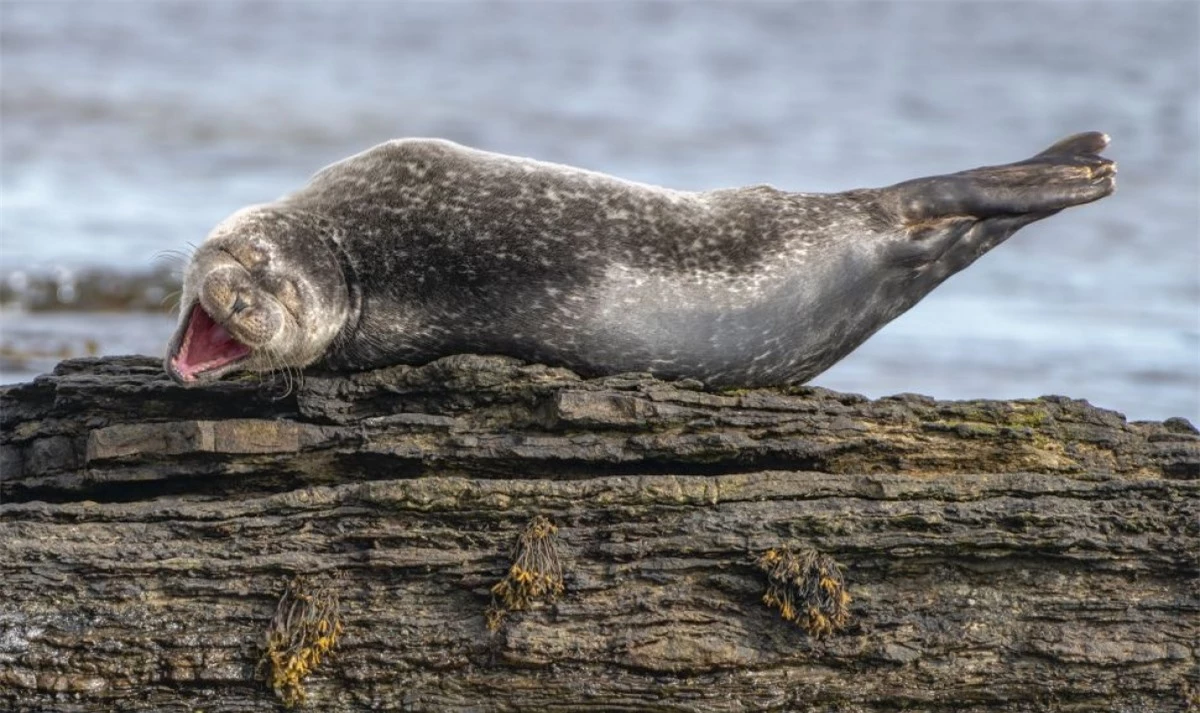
[1,355,1197,712]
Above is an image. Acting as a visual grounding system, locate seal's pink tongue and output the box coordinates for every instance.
[172,304,250,380]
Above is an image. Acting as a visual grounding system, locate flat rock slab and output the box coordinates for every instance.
[1,355,1197,712]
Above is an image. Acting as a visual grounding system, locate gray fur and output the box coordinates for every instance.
[168,133,1115,387]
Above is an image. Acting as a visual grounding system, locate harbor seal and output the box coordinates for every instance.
[165,132,1115,387]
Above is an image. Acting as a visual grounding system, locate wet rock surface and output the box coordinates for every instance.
[1,355,1197,712]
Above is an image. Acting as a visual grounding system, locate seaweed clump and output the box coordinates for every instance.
[486,515,565,632]
[756,547,851,637]
[258,574,345,708]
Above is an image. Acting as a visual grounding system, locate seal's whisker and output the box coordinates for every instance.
[153,248,192,266]
[260,346,300,400]
[153,248,196,283]
[262,348,291,398]
[160,289,182,311]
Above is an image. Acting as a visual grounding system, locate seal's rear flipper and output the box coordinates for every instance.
[893,131,1116,223]
[1033,131,1110,158]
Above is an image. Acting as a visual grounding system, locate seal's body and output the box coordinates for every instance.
[166,133,1116,387]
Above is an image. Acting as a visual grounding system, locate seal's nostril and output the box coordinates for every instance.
[231,295,249,315]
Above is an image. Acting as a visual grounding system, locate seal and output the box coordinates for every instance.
[165,132,1115,387]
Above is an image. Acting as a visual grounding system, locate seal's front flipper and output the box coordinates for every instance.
[893,131,1116,223]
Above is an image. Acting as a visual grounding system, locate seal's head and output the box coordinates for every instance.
[165,206,350,386]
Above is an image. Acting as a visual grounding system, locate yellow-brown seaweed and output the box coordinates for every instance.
[487,515,565,632]
[756,547,851,637]
[258,574,345,708]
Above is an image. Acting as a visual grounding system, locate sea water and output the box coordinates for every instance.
[1,1,1196,422]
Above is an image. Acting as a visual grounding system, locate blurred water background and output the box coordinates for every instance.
[0,0,1196,422]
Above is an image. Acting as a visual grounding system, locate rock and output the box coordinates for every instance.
[1,355,1197,712]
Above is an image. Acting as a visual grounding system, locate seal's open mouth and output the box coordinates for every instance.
[169,303,251,382]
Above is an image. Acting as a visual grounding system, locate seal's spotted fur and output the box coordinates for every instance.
[166,133,1115,387]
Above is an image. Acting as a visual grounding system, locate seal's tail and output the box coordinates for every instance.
[895,131,1116,223]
